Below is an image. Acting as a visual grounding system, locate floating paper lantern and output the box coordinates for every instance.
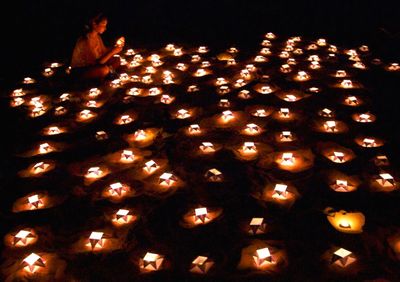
[278,131,294,142]
[190,256,214,274]
[352,112,375,123]
[176,109,191,119]
[12,229,37,247]
[88,232,105,250]
[160,94,175,104]
[194,207,209,224]
[140,252,164,272]
[253,247,273,268]
[272,184,288,200]
[95,131,108,140]
[120,150,135,163]
[248,218,267,235]
[187,124,202,135]
[242,123,261,135]
[294,71,310,81]
[143,160,160,174]
[38,142,53,154]
[200,142,215,153]
[22,253,45,273]
[85,167,104,179]
[205,168,223,182]
[375,173,396,188]
[159,172,177,187]
[340,79,354,88]
[31,161,50,174]
[175,63,188,71]
[319,108,335,118]
[106,182,128,197]
[331,248,356,268]
[281,153,294,166]
[88,88,101,98]
[112,209,135,226]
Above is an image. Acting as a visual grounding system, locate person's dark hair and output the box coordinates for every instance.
[84,12,108,32]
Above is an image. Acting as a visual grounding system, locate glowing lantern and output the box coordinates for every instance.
[88,232,105,250]
[11,88,25,97]
[253,109,267,117]
[376,173,395,187]
[95,131,108,140]
[241,142,257,154]
[86,167,103,179]
[114,209,131,224]
[279,108,290,118]
[361,138,376,147]
[32,162,49,174]
[133,129,147,141]
[244,123,261,135]
[355,113,373,123]
[119,115,133,124]
[253,247,273,267]
[174,48,183,56]
[43,67,54,77]
[176,109,191,119]
[188,124,201,135]
[11,97,24,107]
[38,143,53,154]
[238,90,251,99]
[219,99,231,108]
[280,64,292,73]
[330,151,345,163]
[320,108,334,117]
[279,131,293,142]
[127,87,142,96]
[23,77,35,84]
[249,218,266,235]
[159,172,177,187]
[109,182,128,196]
[272,184,288,199]
[336,70,347,77]
[13,230,36,246]
[281,153,294,165]
[295,71,310,81]
[332,180,350,192]
[188,85,199,92]
[79,109,94,120]
[120,150,135,163]
[221,110,234,122]
[190,256,213,274]
[28,195,43,209]
[345,96,359,106]
[143,160,159,174]
[200,142,215,153]
[141,252,164,271]
[176,63,188,71]
[148,87,161,96]
[194,207,208,223]
[161,94,174,104]
[205,168,223,182]
[142,75,152,84]
[341,79,353,88]
[89,88,101,98]
[22,253,45,273]
[195,68,207,77]
[86,100,98,108]
[324,120,337,132]
[331,248,355,267]
[374,155,389,166]
[326,209,365,234]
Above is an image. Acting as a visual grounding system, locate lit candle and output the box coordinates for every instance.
[331,248,355,267]
[190,256,213,274]
[281,153,294,165]
[253,247,273,267]
[28,195,43,209]
[272,184,288,199]
[200,142,215,153]
[22,253,45,273]
[108,182,129,196]
[159,172,177,187]
[143,160,159,174]
[88,231,105,250]
[120,150,135,163]
[194,207,208,224]
[249,218,266,235]
[205,168,223,182]
[13,229,36,246]
[141,252,164,271]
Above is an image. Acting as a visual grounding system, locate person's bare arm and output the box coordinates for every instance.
[97,46,123,65]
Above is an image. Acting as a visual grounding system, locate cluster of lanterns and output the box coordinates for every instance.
[3,31,399,280]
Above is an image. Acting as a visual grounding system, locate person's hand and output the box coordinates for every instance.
[111,45,123,55]
[115,36,125,47]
